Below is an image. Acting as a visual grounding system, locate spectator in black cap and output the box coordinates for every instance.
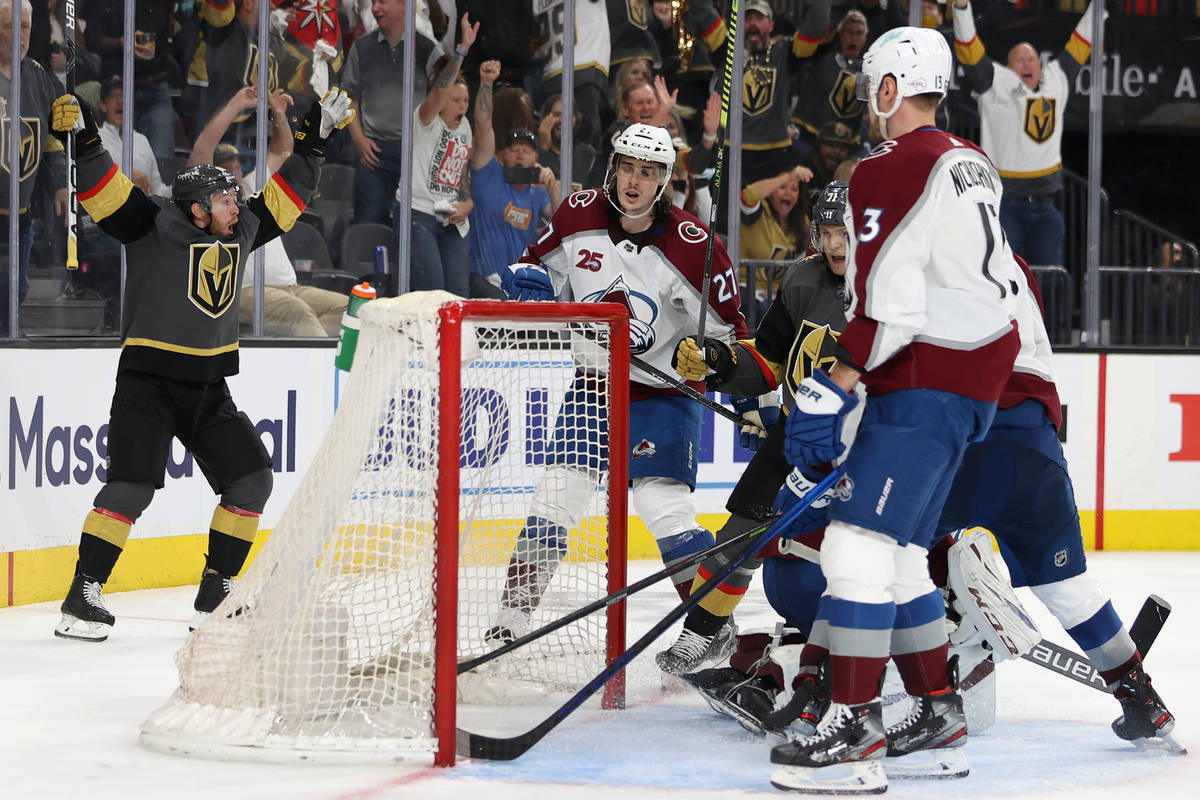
[465,59,561,298]
[802,119,858,204]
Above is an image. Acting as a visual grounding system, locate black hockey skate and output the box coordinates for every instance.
[655,617,738,675]
[190,568,237,630]
[1112,663,1183,752]
[769,701,888,794]
[764,660,831,739]
[882,656,968,779]
[683,667,778,736]
[55,573,115,642]
[484,605,532,646]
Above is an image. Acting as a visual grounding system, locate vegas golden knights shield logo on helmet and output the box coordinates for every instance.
[0,117,42,182]
[1023,97,1057,144]
[786,321,840,395]
[829,70,864,119]
[189,242,241,318]
[743,65,777,117]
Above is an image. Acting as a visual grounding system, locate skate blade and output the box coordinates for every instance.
[188,610,209,632]
[770,760,886,794]
[884,746,969,779]
[1133,732,1188,756]
[54,613,111,642]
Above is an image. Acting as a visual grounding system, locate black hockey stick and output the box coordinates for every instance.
[695,0,739,340]
[456,513,779,675]
[64,0,79,269]
[1020,595,1171,694]
[630,353,753,428]
[457,466,844,761]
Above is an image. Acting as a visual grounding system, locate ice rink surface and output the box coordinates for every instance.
[3,551,1195,799]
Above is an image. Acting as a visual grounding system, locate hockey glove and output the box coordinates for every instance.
[501,263,555,301]
[50,94,101,152]
[731,392,781,451]
[672,336,737,383]
[294,88,355,157]
[784,370,857,469]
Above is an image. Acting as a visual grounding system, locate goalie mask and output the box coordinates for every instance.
[604,122,675,220]
[855,26,951,139]
[810,181,849,254]
[173,163,244,216]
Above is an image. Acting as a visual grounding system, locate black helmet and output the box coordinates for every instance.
[810,180,849,253]
[173,163,242,215]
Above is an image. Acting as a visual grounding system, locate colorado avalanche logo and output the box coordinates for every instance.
[583,279,659,355]
[632,439,657,458]
[569,189,600,208]
[833,474,854,501]
[677,220,708,244]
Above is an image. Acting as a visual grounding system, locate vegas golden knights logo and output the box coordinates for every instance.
[243,43,280,92]
[829,70,864,119]
[0,117,41,181]
[626,0,649,28]
[744,66,776,117]
[1023,97,1057,144]
[188,242,241,318]
[786,321,840,394]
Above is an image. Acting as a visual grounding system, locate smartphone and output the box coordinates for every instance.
[502,165,541,185]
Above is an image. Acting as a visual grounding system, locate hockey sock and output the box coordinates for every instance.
[206,505,259,576]
[78,508,133,583]
[500,517,568,611]
[656,527,715,599]
[891,589,953,696]
[1066,601,1140,683]
[825,596,895,705]
[926,533,955,588]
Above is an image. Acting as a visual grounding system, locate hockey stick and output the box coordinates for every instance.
[1020,595,1171,694]
[630,353,753,428]
[64,0,79,269]
[457,466,844,761]
[695,0,739,340]
[455,513,780,675]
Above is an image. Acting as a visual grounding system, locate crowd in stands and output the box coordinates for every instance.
[2,0,1197,341]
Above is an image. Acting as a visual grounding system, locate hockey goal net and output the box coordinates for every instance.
[140,294,630,766]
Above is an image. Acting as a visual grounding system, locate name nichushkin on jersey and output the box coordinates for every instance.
[948,159,997,196]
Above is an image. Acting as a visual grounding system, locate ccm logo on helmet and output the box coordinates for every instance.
[677,221,707,244]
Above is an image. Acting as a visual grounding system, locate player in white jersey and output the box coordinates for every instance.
[486,123,749,649]
[769,28,1022,793]
[952,0,1098,266]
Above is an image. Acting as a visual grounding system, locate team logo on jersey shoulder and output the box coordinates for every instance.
[0,117,41,181]
[786,321,840,396]
[569,189,600,208]
[1023,97,1056,144]
[677,220,708,244]
[625,0,650,28]
[743,65,776,117]
[582,282,658,354]
[188,241,241,318]
[829,70,864,119]
[632,438,657,458]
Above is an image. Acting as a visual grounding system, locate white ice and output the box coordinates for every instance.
[3,551,1196,799]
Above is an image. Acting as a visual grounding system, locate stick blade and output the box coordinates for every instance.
[1130,594,1172,657]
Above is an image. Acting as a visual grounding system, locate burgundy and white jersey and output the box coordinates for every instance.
[522,189,748,400]
[1002,256,1063,430]
[840,127,1021,401]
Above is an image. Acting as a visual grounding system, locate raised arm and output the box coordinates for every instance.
[188,86,259,166]
[418,13,478,125]
[1053,1,1098,84]
[265,89,296,176]
[952,0,996,93]
[472,59,501,170]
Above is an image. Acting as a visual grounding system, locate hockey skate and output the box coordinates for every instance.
[1111,663,1185,754]
[765,661,831,740]
[484,605,532,646]
[654,617,738,675]
[190,568,237,631]
[55,573,115,642]
[769,701,888,794]
[882,676,969,780]
[683,667,779,736]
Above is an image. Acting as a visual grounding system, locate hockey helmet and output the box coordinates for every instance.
[173,163,243,216]
[604,123,675,220]
[811,181,850,253]
[855,26,951,126]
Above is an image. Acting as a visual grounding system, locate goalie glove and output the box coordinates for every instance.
[671,336,736,383]
[500,263,555,301]
[294,88,356,157]
[50,94,101,152]
[784,370,857,469]
[730,392,781,452]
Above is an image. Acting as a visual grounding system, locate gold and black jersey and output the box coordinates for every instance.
[1,58,67,214]
[74,138,319,382]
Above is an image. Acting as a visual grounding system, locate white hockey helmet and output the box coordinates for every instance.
[604,122,675,219]
[855,26,951,134]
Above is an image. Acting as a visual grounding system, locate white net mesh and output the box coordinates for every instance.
[140,293,625,763]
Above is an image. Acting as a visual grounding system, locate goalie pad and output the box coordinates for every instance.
[946,528,1041,661]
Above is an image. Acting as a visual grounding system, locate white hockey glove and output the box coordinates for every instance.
[946,528,1041,661]
[501,263,555,302]
[318,87,354,138]
[731,391,781,451]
